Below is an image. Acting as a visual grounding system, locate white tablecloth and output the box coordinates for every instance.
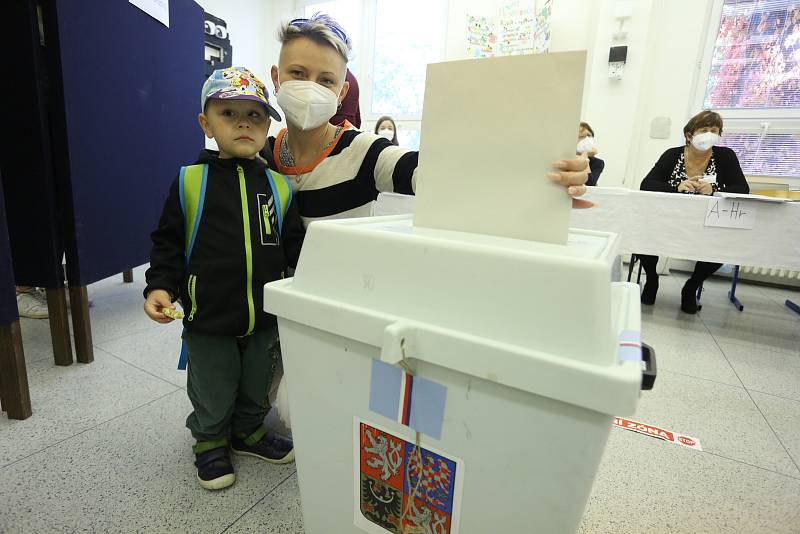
[570,188,800,271]
[374,189,800,271]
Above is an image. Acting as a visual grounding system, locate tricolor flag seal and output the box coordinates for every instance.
[369,360,448,440]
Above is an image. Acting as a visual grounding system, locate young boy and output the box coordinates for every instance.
[144,67,305,490]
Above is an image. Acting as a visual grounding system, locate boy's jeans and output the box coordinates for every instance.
[183,326,279,453]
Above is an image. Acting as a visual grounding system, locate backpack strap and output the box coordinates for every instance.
[179,164,209,264]
[177,164,208,370]
[265,168,292,235]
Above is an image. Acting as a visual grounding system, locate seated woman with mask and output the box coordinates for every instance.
[374,115,398,146]
[577,122,604,186]
[637,110,749,314]
[262,13,592,228]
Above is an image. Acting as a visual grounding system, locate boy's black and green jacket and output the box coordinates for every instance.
[145,150,305,336]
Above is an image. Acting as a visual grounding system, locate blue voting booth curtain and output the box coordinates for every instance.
[0,175,19,325]
[47,0,205,286]
[0,1,66,289]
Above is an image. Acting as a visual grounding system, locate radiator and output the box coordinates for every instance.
[640,258,800,288]
[739,265,800,280]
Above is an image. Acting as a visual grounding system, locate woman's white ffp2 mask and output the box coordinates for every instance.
[691,132,719,152]
[276,80,339,130]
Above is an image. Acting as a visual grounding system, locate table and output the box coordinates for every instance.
[570,188,800,314]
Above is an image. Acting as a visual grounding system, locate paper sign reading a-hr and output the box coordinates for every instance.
[413,51,586,245]
[705,198,757,229]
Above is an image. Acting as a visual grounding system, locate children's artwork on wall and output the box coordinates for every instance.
[466,14,496,58]
[466,0,551,59]
[498,5,535,56]
[532,0,552,54]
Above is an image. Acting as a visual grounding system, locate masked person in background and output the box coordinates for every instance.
[578,122,604,186]
[261,13,592,229]
[636,110,749,314]
[374,115,399,146]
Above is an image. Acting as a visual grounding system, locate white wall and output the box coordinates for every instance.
[441,0,713,188]
[196,0,273,87]
[564,0,657,187]
[623,0,712,185]
[549,0,711,187]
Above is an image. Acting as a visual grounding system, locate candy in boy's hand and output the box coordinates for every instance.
[162,307,184,320]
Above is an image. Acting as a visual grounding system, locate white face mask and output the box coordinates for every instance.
[691,132,719,151]
[576,136,595,154]
[276,80,339,130]
[378,129,394,141]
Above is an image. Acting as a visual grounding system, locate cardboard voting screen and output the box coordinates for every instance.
[414,51,586,244]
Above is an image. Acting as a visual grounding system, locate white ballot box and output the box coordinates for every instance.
[264,215,654,534]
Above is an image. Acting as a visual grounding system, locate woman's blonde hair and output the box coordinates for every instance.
[278,13,351,63]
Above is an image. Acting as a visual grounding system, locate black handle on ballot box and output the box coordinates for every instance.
[641,342,656,390]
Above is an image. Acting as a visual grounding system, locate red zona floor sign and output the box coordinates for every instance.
[613,417,703,451]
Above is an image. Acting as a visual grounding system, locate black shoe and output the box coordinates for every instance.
[641,276,659,305]
[232,429,295,464]
[195,446,235,490]
[681,280,699,314]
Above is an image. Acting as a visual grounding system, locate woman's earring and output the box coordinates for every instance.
[337,101,343,110]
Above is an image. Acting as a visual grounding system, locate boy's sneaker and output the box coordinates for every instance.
[16,289,49,319]
[194,446,235,490]
[232,428,295,464]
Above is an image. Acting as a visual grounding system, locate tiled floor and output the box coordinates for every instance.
[1,266,799,533]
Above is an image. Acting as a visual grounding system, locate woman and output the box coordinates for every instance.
[262,13,592,435]
[638,110,749,314]
[262,13,591,229]
[578,122,604,186]
[374,115,398,146]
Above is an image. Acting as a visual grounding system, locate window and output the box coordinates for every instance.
[703,0,800,109]
[720,131,800,176]
[697,0,800,178]
[371,0,447,117]
[297,0,449,150]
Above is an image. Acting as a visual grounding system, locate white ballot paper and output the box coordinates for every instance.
[413,51,586,245]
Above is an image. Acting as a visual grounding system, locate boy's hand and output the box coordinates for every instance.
[549,153,593,209]
[144,289,176,324]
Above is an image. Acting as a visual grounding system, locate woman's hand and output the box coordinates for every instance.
[677,179,699,193]
[694,180,714,195]
[549,154,593,209]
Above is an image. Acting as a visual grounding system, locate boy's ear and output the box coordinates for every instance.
[198,113,214,139]
[271,65,280,92]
